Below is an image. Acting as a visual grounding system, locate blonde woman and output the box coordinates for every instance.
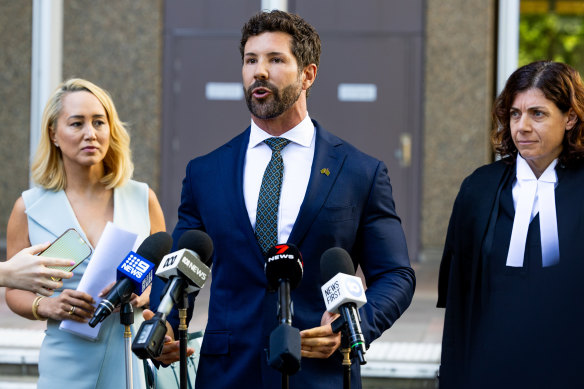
[6,78,165,388]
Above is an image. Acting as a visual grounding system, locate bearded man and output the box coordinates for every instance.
[149,10,415,389]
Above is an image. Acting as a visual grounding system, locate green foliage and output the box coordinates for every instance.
[519,13,584,75]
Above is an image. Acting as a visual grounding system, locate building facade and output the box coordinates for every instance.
[0,0,496,259]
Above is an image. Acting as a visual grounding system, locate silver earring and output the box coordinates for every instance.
[54,143,59,148]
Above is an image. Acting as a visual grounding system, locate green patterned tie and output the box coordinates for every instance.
[255,137,291,254]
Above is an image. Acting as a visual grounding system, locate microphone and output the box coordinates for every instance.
[265,243,303,375]
[132,230,213,359]
[89,231,173,327]
[320,247,367,365]
[265,243,303,325]
[155,230,214,316]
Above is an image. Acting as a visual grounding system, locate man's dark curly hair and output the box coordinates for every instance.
[492,60,584,166]
[240,10,321,93]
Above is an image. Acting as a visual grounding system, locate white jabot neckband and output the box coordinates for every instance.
[506,155,560,268]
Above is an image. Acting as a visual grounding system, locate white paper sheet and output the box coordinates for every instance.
[60,222,137,340]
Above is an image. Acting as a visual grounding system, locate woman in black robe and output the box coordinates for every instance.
[438,61,584,388]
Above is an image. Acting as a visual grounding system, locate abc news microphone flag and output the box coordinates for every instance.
[133,230,213,359]
[156,246,211,293]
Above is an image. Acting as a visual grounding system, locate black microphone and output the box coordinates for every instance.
[265,243,303,375]
[320,247,367,365]
[265,243,303,325]
[89,232,173,327]
[132,230,213,359]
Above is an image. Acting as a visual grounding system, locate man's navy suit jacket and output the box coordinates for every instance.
[151,120,415,388]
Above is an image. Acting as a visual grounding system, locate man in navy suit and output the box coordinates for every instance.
[149,10,415,388]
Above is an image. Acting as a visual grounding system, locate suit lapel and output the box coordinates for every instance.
[223,128,264,256]
[288,124,346,247]
[230,123,347,255]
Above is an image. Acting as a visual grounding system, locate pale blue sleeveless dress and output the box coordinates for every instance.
[23,180,151,389]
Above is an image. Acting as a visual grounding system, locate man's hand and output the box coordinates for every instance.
[299,311,341,358]
[130,284,151,308]
[142,309,194,365]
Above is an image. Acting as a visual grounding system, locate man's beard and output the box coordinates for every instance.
[244,78,303,119]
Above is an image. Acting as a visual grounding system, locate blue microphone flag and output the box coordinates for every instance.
[117,251,155,295]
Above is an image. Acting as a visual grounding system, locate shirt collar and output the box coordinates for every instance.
[516,153,558,183]
[248,113,314,149]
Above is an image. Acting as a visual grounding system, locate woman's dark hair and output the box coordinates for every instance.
[240,10,321,94]
[492,60,584,165]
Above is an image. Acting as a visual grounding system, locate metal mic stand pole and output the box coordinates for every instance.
[279,282,291,389]
[340,334,351,389]
[332,316,354,389]
[178,292,189,389]
[120,302,134,389]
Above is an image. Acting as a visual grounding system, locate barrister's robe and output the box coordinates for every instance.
[438,158,584,388]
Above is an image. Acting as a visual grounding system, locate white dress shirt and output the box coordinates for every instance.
[243,114,316,244]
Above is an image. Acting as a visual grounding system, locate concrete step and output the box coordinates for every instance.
[0,328,42,384]
[0,377,37,389]
[0,329,441,387]
[363,341,440,379]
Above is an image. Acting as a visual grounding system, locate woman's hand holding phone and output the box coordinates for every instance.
[0,242,75,295]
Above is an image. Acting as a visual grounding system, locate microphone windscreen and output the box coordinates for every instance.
[320,247,355,283]
[136,231,173,267]
[177,230,214,265]
[265,244,303,290]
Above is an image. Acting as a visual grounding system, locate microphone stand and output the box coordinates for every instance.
[178,291,189,389]
[279,282,290,389]
[340,335,351,389]
[332,314,367,389]
[267,281,301,389]
[120,302,134,389]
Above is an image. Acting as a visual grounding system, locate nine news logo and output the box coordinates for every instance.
[119,253,154,293]
[120,253,151,279]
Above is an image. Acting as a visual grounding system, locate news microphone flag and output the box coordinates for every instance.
[320,247,367,365]
[92,251,155,320]
[118,251,155,295]
[133,230,213,360]
[265,244,303,292]
[89,231,173,328]
[156,248,210,293]
[321,272,367,314]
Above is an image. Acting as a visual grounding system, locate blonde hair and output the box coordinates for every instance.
[32,78,134,190]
